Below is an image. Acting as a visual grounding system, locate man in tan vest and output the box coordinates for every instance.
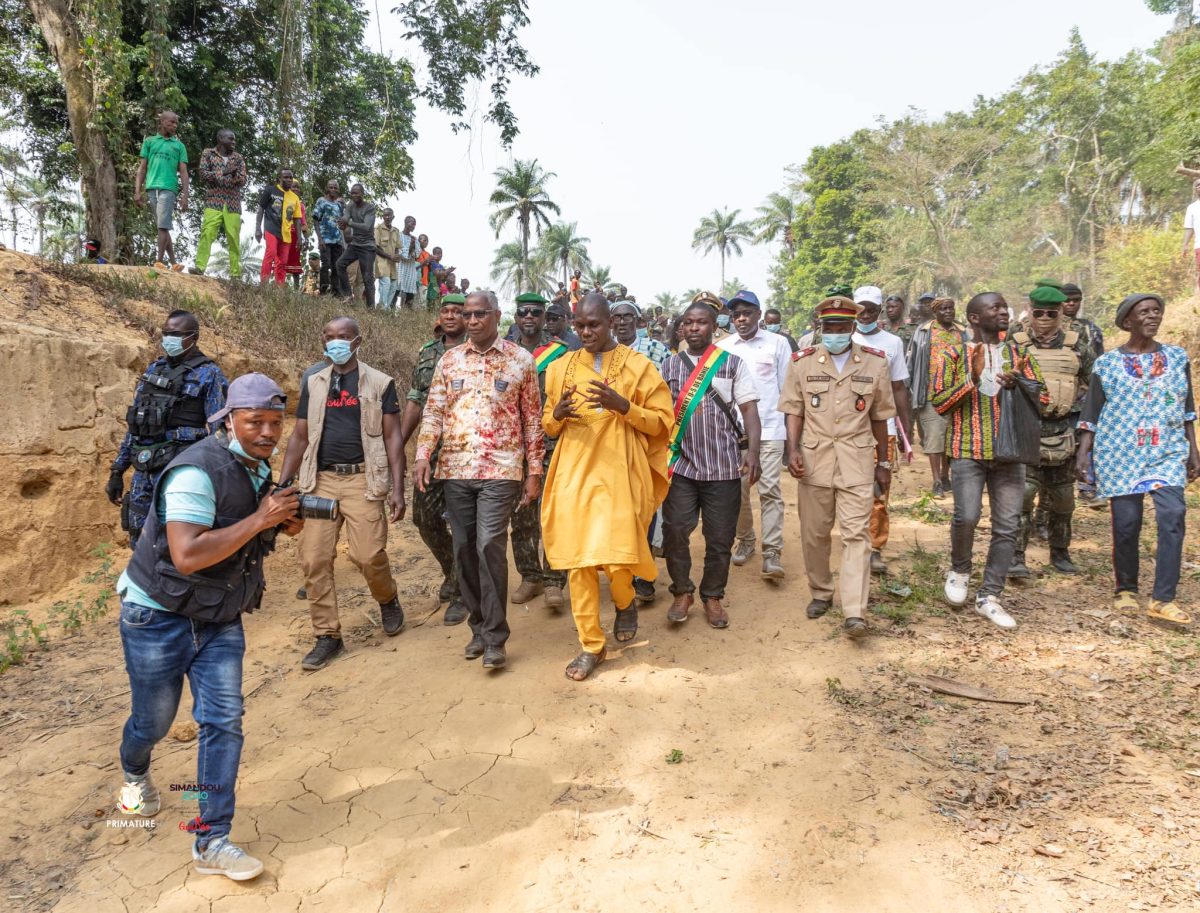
[780,296,896,638]
[279,316,407,670]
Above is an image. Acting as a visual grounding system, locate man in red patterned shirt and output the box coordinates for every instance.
[414,289,545,671]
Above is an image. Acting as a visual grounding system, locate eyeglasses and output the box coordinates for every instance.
[515,307,544,318]
[1030,309,1060,319]
[462,310,492,321]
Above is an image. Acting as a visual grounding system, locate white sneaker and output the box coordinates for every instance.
[193,836,264,881]
[974,594,1017,630]
[944,571,969,607]
[116,773,161,817]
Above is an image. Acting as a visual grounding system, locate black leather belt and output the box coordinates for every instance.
[320,463,365,475]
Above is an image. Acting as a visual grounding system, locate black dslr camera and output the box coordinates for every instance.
[275,479,339,521]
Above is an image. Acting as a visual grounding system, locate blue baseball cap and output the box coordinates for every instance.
[728,290,761,310]
[208,373,287,423]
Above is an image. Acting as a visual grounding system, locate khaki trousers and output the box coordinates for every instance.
[797,481,873,619]
[567,565,636,654]
[736,440,785,553]
[299,472,397,637]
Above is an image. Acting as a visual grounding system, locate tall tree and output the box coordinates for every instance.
[488,158,560,293]
[754,191,797,257]
[491,239,552,296]
[536,220,590,286]
[692,207,752,288]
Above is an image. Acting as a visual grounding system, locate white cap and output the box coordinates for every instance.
[853,285,883,307]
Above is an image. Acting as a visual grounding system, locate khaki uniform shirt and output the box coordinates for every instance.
[779,342,896,488]
[374,224,400,280]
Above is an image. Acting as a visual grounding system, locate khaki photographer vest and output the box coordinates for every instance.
[298,361,393,500]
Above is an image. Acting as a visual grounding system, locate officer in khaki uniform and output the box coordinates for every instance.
[780,296,896,638]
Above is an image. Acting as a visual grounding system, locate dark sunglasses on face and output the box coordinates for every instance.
[462,310,492,321]
[1030,309,1060,319]
[515,307,544,318]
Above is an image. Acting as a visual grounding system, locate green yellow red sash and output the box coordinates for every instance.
[667,344,729,476]
[533,340,568,374]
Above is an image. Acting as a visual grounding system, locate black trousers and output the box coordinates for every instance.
[444,479,521,647]
[1111,486,1186,601]
[336,245,376,307]
[320,242,347,296]
[662,476,741,600]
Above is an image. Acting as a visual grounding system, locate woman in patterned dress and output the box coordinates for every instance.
[396,215,421,308]
[1076,294,1200,628]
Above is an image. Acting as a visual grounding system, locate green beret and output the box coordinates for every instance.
[515,292,548,305]
[825,283,854,299]
[441,293,466,305]
[1034,277,1063,291]
[1029,286,1067,305]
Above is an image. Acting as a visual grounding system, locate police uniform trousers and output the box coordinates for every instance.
[797,479,873,619]
[412,477,460,601]
[126,468,162,547]
[1018,461,1074,553]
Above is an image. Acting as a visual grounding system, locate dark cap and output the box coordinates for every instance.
[918,291,936,302]
[728,289,761,310]
[1115,293,1164,330]
[546,302,571,318]
[1062,282,1082,296]
[208,373,286,423]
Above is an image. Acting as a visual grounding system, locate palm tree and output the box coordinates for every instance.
[492,241,554,297]
[691,207,753,288]
[653,291,678,314]
[536,221,591,286]
[586,264,613,290]
[754,192,797,257]
[488,159,561,293]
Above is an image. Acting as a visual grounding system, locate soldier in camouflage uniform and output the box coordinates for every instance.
[400,295,468,624]
[508,292,570,610]
[106,310,228,548]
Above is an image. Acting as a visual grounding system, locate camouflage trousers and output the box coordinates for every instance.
[1018,461,1075,553]
[412,478,460,600]
[123,469,160,549]
[510,495,567,587]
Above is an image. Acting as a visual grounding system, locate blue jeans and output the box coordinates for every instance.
[146,189,177,231]
[949,458,1026,597]
[1110,487,1186,601]
[119,601,245,849]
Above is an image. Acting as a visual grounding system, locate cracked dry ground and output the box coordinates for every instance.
[2,470,1199,913]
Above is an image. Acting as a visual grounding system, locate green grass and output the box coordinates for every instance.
[826,676,866,708]
[1,610,48,673]
[871,541,944,625]
[899,490,951,525]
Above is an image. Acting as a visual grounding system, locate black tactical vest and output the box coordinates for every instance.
[126,352,215,440]
[123,435,276,624]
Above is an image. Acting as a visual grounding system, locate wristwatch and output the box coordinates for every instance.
[878,460,892,470]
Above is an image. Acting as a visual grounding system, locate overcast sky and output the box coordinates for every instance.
[372,0,1168,309]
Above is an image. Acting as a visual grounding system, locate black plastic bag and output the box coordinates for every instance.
[994,376,1042,465]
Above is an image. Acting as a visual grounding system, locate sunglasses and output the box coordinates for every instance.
[462,310,492,321]
[515,307,544,318]
[1030,309,1060,319]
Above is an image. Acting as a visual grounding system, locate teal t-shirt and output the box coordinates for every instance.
[140,134,189,192]
[118,458,269,612]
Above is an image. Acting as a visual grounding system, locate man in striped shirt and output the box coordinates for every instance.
[660,295,762,629]
[930,292,1044,630]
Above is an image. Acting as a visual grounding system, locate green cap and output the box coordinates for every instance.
[1034,277,1063,291]
[1029,285,1067,305]
[515,291,548,305]
[441,293,466,305]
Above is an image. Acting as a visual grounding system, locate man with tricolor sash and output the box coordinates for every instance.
[508,291,571,610]
[781,296,896,638]
[660,294,762,630]
[541,293,674,681]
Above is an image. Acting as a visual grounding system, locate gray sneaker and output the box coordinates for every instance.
[731,540,755,566]
[116,773,161,817]
[193,836,264,881]
[761,550,784,580]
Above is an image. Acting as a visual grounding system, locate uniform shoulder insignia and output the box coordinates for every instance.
[796,346,817,359]
[860,345,886,359]
[419,339,439,351]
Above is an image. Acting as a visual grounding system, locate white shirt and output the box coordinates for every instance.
[853,328,909,436]
[717,328,793,441]
[1186,200,1200,249]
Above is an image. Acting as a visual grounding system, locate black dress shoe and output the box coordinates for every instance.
[464,635,485,660]
[444,601,469,626]
[482,645,506,669]
[296,586,307,600]
[380,597,405,636]
[301,635,344,671]
[806,599,832,619]
[438,577,454,603]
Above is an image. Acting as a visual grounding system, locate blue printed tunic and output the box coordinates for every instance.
[1078,343,1196,497]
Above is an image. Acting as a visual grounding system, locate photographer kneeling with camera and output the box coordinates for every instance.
[114,373,299,881]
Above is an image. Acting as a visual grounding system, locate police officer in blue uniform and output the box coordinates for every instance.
[106,310,229,547]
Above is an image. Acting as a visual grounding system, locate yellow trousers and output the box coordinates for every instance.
[567,565,635,654]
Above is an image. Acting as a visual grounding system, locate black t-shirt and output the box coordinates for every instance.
[257,185,285,237]
[297,369,400,466]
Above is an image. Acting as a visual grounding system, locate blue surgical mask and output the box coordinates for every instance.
[823,333,852,354]
[227,433,272,472]
[636,327,648,339]
[717,315,731,329]
[162,335,190,357]
[857,321,878,334]
[324,338,358,365]
[763,323,781,334]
